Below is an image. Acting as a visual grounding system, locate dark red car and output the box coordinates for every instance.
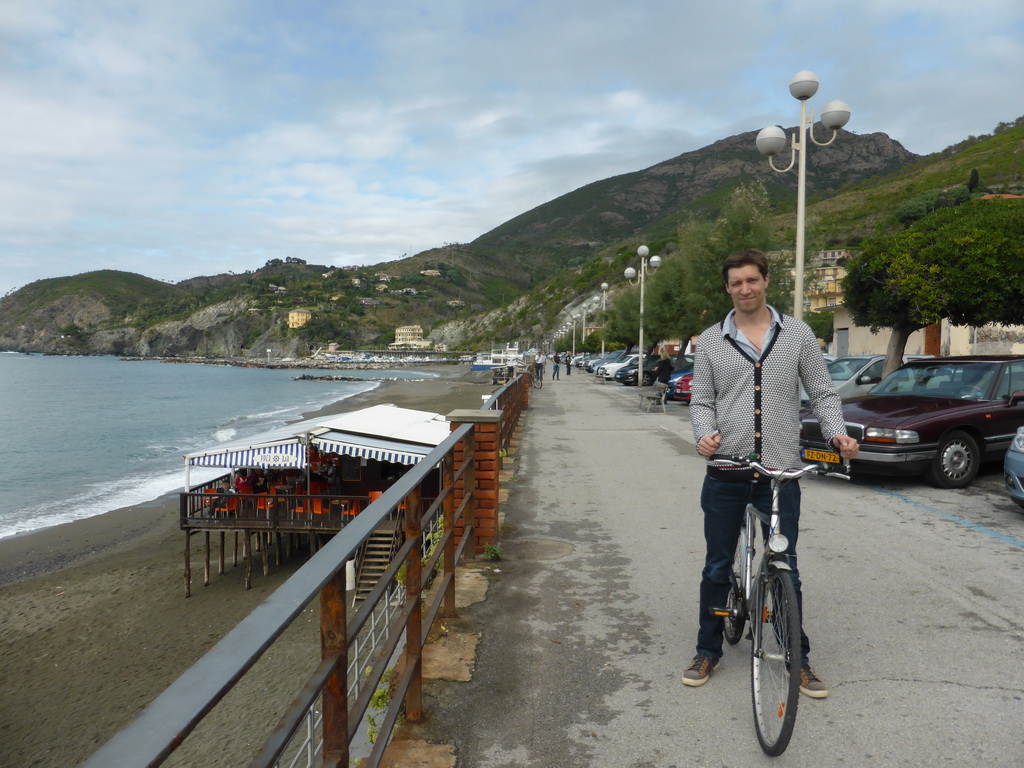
[801,356,1024,488]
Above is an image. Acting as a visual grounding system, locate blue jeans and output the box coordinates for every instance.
[695,476,810,662]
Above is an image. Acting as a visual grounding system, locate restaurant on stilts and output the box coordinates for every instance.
[179,404,451,596]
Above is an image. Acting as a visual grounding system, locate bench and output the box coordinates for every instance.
[638,381,668,414]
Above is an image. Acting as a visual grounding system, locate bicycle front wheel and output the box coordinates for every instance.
[723,524,748,645]
[751,566,800,756]
[534,376,542,389]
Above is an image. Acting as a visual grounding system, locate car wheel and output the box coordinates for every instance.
[926,430,980,489]
[642,373,653,385]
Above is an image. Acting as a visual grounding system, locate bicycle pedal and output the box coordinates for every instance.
[709,606,732,617]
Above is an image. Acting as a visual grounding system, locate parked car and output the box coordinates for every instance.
[587,350,627,373]
[614,355,657,385]
[667,371,695,403]
[600,354,639,381]
[800,354,933,404]
[801,356,1024,488]
[1004,427,1024,509]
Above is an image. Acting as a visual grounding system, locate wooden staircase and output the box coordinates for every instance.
[352,520,402,605]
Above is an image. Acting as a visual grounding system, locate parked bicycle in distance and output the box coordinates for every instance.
[709,452,849,755]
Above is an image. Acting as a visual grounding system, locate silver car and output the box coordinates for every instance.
[801,354,933,404]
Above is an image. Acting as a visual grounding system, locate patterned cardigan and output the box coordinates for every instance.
[690,311,848,470]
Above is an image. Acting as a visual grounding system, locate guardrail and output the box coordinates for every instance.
[82,373,530,768]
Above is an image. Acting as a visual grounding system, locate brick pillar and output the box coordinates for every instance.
[447,409,503,556]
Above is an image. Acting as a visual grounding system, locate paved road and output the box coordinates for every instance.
[417,372,1024,767]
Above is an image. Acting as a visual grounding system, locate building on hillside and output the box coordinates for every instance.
[350,278,362,287]
[420,269,442,277]
[375,283,389,292]
[374,273,392,282]
[288,309,313,329]
[446,300,465,308]
[390,325,432,350]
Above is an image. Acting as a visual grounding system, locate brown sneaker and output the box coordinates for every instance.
[799,662,829,698]
[682,654,720,687]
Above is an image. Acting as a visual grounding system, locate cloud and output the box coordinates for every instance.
[1,0,1022,296]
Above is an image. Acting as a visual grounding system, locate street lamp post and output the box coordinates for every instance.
[755,70,850,321]
[571,314,580,358]
[624,245,661,388]
[599,282,609,359]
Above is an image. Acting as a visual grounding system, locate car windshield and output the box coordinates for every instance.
[827,356,874,382]
[869,362,1001,400]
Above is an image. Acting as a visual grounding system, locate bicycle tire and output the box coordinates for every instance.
[723,524,747,645]
[751,566,800,756]
[533,377,542,389]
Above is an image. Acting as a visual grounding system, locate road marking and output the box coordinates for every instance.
[872,487,1024,549]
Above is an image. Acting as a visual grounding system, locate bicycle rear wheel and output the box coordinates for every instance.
[751,566,800,756]
[723,524,748,645]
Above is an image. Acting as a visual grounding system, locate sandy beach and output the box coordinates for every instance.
[0,365,497,768]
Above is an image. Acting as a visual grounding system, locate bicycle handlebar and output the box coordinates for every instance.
[709,455,850,481]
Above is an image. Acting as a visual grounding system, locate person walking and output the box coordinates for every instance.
[684,248,859,697]
[565,352,571,376]
[552,353,561,380]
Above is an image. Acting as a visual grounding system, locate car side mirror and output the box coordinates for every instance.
[857,375,880,385]
[1009,390,1024,407]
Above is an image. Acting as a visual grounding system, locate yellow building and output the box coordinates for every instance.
[390,324,432,350]
[288,309,312,329]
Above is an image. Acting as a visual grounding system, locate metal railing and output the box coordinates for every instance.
[82,373,529,768]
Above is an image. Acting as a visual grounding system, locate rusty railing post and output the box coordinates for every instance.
[404,486,424,722]
[441,452,457,618]
[320,569,348,767]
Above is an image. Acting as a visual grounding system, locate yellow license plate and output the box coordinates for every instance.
[803,448,841,464]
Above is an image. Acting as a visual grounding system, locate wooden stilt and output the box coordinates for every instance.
[243,530,252,590]
[261,534,270,577]
[204,532,211,586]
[218,532,225,575]
[184,531,192,598]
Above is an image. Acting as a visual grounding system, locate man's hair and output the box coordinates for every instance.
[722,249,769,284]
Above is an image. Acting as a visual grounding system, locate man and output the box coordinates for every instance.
[534,350,547,380]
[684,249,859,697]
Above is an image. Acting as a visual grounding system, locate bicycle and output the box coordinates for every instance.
[708,452,849,756]
[532,365,543,389]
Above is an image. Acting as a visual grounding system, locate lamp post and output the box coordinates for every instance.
[624,245,661,388]
[755,70,850,321]
[599,282,609,358]
[571,314,580,358]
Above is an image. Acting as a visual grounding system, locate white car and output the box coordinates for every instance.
[599,354,639,381]
[801,354,933,404]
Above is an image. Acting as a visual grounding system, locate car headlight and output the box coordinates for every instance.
[864,427,919,444]
[1011,427,1024,453]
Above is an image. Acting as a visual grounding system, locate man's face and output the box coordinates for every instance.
[725,264,769,313]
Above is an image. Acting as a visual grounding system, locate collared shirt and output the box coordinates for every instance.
[721,306,782,361]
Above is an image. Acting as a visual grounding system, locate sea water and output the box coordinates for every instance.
[0,353,435,539]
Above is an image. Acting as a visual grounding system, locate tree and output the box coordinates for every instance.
[843,198,1024,375]
[968,168,980,193]
[643,182,787,345]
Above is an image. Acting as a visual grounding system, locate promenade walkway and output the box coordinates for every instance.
[395,370,1024,768]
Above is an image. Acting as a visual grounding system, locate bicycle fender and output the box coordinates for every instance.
[768,560,793,573]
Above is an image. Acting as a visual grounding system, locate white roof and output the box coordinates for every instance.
[183,404,450,469]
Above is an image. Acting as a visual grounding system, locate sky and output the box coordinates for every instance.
[2,1,1023,298]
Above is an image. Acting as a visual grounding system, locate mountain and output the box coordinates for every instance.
[2,118,1021,356]
[471,128,916,277]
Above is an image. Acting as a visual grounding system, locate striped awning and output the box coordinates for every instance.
[187,439,307,468]
[313,433,432,466]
